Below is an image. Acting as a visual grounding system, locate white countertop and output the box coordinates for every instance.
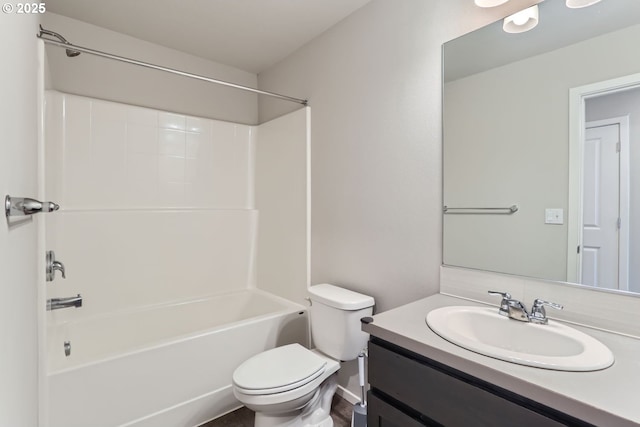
[363,294,640,427]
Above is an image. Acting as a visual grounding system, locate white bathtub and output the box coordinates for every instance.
[46,289,308,427]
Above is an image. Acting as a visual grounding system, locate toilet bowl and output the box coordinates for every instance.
[233,344,340,426]
[232,284,375,427]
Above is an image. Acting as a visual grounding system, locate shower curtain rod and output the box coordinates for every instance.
[37,33,308,106]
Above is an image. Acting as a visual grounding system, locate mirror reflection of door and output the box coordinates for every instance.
[569,78,640,293]
[581,118,629,290]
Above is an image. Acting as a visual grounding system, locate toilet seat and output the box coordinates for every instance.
[233,344,327,395]
[233,347,340,412]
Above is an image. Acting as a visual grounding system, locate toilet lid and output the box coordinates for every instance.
[233,344,327,395]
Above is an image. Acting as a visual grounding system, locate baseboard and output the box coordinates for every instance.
[336,385,361,405]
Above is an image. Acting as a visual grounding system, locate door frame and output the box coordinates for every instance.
[37,38,49,426]
[567,73,637,287]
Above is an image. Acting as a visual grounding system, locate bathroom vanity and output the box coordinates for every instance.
[363,294,640,427]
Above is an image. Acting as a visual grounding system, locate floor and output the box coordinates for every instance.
[202,394,354,427]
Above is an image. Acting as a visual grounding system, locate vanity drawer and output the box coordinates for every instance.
[367,392,431,427]
[368,340,575,427]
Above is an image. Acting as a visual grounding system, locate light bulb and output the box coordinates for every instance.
[512,11,530,26]
[503,5,539,33]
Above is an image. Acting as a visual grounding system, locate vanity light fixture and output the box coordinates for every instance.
[566,0,601,8]
[474,0,509,7]
[503,5,539,33]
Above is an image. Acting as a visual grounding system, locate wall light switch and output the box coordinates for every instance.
[545,208,564,225]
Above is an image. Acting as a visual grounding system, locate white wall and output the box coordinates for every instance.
[443,23,640,282]
[0,11,40,427]
[586,88,640,292]
[257,0,538,397]
[42,13,259,124]
[45,92,258,321]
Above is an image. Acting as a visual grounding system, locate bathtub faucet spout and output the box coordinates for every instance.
[47,294,82,311]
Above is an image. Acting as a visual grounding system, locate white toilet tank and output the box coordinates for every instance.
[308,284,375,361]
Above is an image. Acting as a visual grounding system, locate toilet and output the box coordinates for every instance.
[232,284,375,427]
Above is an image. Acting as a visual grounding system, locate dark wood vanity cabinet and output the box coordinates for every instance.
[367,338,594,427]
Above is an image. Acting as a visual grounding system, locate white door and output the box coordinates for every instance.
[581,121,626,289]
[0,13,41,427]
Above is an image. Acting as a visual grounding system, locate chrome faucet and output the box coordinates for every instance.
[47,294,82,311]
[505,299,531,322]
[488,291,562,324]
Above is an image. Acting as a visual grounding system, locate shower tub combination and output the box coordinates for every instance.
[41,25,310,427]
[43,91,310,427]
[47,289,308,427]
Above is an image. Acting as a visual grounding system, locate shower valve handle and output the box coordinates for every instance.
[46,250,66,282]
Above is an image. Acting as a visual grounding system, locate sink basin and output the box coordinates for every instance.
[426,306,614,371]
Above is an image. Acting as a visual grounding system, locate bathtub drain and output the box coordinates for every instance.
[64,341,71,357]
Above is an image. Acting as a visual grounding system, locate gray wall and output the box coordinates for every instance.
[257,0,541,396]
[258,0,538,312]
[587,88,640,292]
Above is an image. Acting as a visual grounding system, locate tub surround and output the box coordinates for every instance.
[45,91,259,322]
[254,107,310,305]
[363,293,640,426]
[45,92,310,319]
[43,92,311,427]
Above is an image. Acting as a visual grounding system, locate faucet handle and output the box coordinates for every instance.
[46,250,66,282]
[488,291,511,316]
[529,299,563,324]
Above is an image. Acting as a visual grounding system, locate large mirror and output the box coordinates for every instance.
[443,0,640,294]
